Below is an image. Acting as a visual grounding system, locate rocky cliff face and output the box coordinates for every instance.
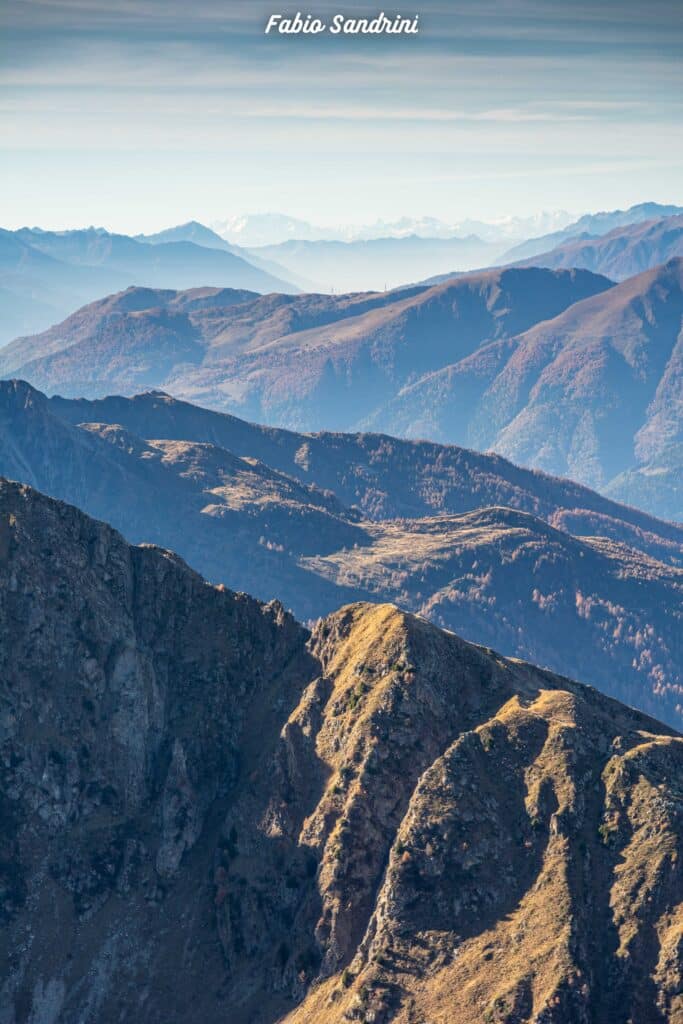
[0,478,312,1023]
[1,479,681,1023]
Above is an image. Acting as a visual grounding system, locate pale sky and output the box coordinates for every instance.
[2,0,682,232]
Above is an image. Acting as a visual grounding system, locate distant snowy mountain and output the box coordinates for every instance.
[212,211,574,247]
[212,213,335,246]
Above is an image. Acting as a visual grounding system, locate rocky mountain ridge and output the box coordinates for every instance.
[0,478,681,1023]
[512,214,683,280]
[1,380,682,728]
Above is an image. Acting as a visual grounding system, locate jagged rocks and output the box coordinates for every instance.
[0,480,681,1023]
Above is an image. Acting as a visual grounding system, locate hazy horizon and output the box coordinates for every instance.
[7,204,682,248]
[5,207,580,236]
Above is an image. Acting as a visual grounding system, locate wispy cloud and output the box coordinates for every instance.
[2,0,681,229]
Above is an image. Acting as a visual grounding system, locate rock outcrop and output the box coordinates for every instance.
[0,479,681,1023]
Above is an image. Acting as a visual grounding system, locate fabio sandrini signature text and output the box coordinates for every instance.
[265,12,420,35]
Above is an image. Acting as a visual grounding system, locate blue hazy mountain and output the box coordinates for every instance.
[0,225,298,345]
[501,202,683,263]
[245,234,507,292]
[511,214,683,280]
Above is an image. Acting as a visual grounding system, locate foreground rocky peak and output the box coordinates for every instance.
[0,479,681,1023]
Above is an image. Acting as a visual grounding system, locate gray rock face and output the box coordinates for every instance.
[0,479,311,1023]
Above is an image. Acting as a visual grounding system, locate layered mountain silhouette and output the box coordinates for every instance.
[512,215,683,281]
[1,477,681,1023]
[1,379,682,727]
[137,220,238,251]
[244,234,506,292]
[0,226,297,345]
[0,228,125,344]
[5,258,682,521]
[500,202,683,263]
[135,222,313,288]
[3,204,680,347]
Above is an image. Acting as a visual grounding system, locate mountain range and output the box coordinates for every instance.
[0,265,610,419]
[1,379,682,729]
[137,206,683,292]
[135,222,316,289]
[512,214,683,281]
[211,210,574,247]
[375,259,683,513]
[0,226,298,345]
[413,208,683,290]
[138,221,239,251]
[4,259,680,521]
[2,205,682,1019]
[3,203,682,347]
[1,476,681,1023]
[243,235,507,293]
[500,202,683,263]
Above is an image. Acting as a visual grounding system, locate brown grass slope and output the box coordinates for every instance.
[44,385,683,563]
[282,608,683,1024]
[0,283,427,391]
[0,267,613,429]
[477,258,683,483]
[0,480,681,1024]
[7,258,677,523]
[300,507,683,726]
[0,225,299,346]
[1,380,682,728]
[4,257,679,525]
